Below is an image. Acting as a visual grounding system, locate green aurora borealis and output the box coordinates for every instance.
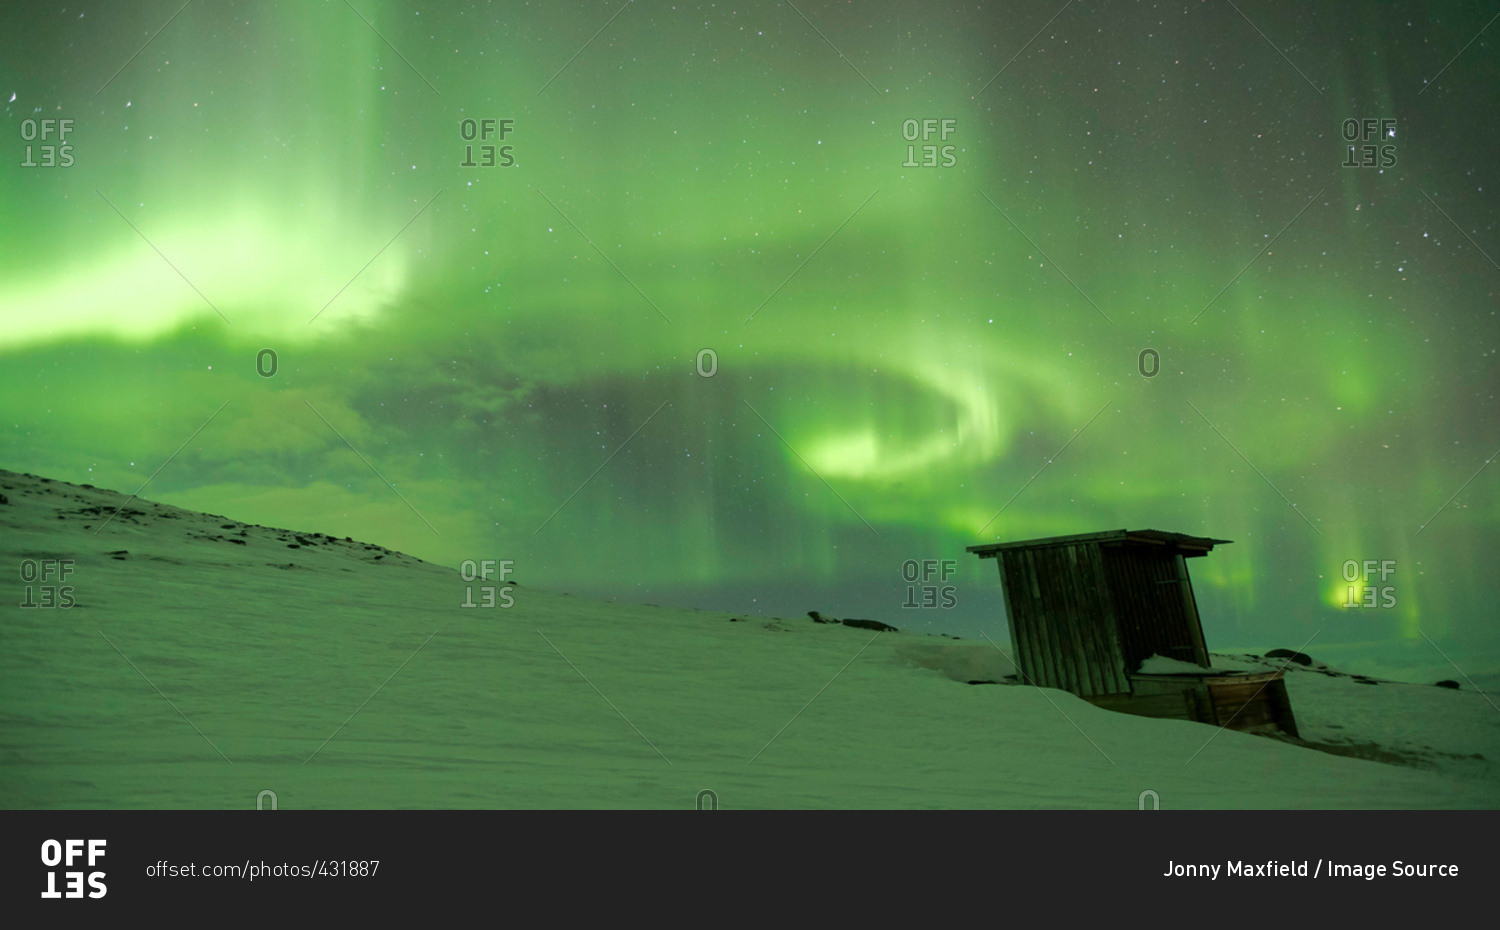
[2,1,1497,672]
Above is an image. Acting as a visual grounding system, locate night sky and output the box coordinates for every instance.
[3,2,1497,672]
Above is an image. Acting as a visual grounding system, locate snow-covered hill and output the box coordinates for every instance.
[2,469,1496,808]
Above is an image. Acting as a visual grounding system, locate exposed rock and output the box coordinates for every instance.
[841,618,898,632]
[1265,648,1313,666]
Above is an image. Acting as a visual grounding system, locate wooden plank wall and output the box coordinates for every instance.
[996,544,1129,697]
[1100,544,1205,672]
[1208,677,1300,737]
[1071,543,1130,696]
[1173,554,1212,665]
[1093,676,1299,737]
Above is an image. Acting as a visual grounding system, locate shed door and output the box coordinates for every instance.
[1101,545,1207,672]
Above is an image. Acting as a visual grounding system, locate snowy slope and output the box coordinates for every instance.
[1,469,1496,808]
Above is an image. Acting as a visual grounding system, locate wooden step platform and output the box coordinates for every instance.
[1085,669,1299,738]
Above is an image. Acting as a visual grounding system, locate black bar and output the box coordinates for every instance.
[2,811,1493,919]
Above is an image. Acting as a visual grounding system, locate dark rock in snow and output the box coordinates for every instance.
[1435,680,1461,690]
[1265,649,1313,666]
[807,610,836,624]
[841,618,898,632]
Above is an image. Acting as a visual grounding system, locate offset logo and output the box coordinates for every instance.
[20,118,74,167]
[1342,559,1397,608]
[901,118,957,168]
[459,118,516,168]
[901,558,957,609]
[459,559,515,608]
[1341,118,1396,169]
[19,558,75,608]
[40,839,107,899]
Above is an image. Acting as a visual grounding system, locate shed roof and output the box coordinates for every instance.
[966,528,1232,559]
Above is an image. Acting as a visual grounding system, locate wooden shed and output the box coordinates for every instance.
[966,529,1297,737]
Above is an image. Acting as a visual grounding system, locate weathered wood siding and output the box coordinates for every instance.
[1095,673,1300,737]
[994,543,1130,697]
[1207,674,1299,738]
[1099,543,1210,671]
